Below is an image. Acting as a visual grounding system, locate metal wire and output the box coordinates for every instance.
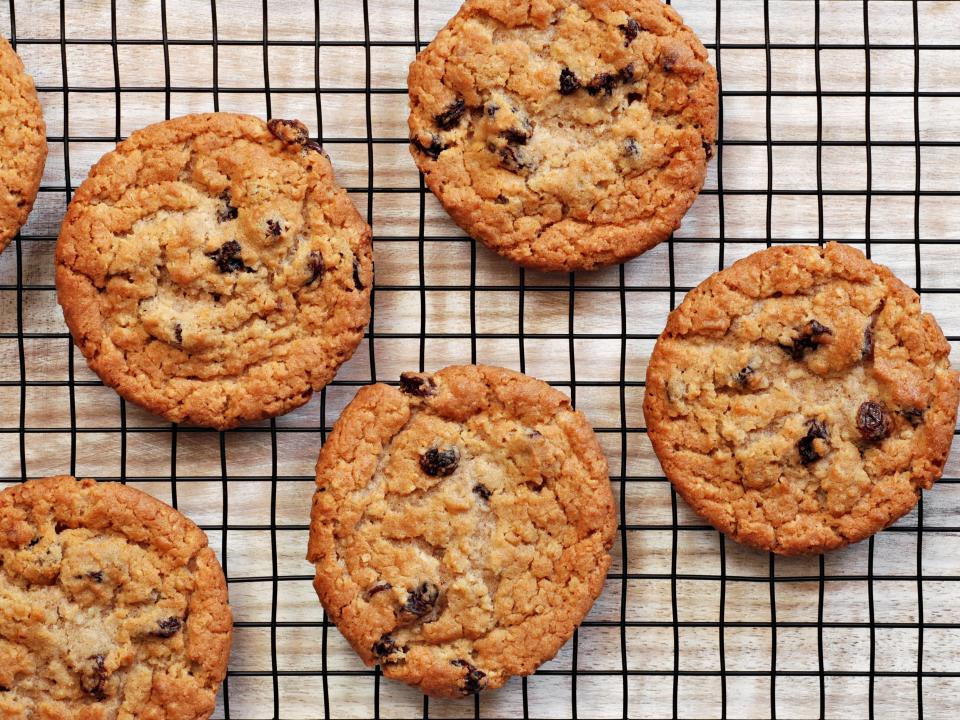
[3,0,960,718]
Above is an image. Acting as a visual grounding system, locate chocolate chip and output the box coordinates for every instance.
[586,72,618,96]
[435,97,467,130]
[81,654,107,700]
[399,371,436,397]
[451,659,488,695]
[495,194,509,204]
[372,634,407,662]
[412,134,446,159]
[87,570,104,583]
[618,63,635,83]
[619,18,640,46]
[420,447,460,477]
[781,320,832,360]
[400,581,439,618]
[903,407,925,426]
[216,190,238,223]
[307,251,324,286]
[365,582,392,599]
[559,67,581,95]
[267,118,310,145]
[173,323,183,345]
[473,483,491,501]
[154,616,183,638]
[352,257,364,291]
[857,401,891,442]
[266,219,283,237]
[624,138,639,157]
[703,141,714,160]
[734,366,754,386]
[798,419,829,465]
[208,240,254,274]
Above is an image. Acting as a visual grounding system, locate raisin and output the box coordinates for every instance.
[216,190,238,223]
[903,407,925,426]
[435,97,467,130]
[87,570,104,583]
[451,659,488,695]
[703,141,714,160]
[303,138,325,154]
[266,219,283,237]
[857,401,891,442]
[372,634,406,662]
[174,323,183,345]
[619,18,640,46]
[307,251,324,286]
[81,654,107,700]
[495,194,509,205]
[497,144,530,173]
[28,537,39,547]
[860,326,874,361]
[734,366,754,386]
[365,582,392,599]
[618,63,635,83]
[624,138,639,157]
[352,257,364,291]
[212,293,221,302]
[559,68,581,95]
[412,135,446,159]
[400,581,439,618]
[399,372,436,397]
[208,240,254,274]
[486,103,499,117]
[154,616,183,638]
[627,92,644,105]
[500,124,533,145]
[663,56,676,73]
[55,522,68,533]
[586,72,618,96]
[267,118,309,145]
[473,483,492,501]
[420,447,460,477]
[781,320,832,360]
[798,419,829,465]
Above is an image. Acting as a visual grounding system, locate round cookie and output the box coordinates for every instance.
[0,476,232,719]
[408,0,717,272]
[56,112,373,430]
[643,243,960,555]
[0,38,47,253]
[307,365,616,697]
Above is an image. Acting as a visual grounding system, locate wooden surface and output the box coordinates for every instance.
[2,1,960,718]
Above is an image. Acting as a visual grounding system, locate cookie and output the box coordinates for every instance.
[408,0,717,272]
[55,112,373,430]
[643,243,960,555]
[0,38,47,254]
[0,475,231,718]
[307,365,616,697]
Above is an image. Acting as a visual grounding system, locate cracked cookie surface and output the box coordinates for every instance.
[0,476,231,719]
[56,112,373,430]
[0,38,47,254]
[643,243,960,555]
[307,365,616,697]
[408,0,717,272]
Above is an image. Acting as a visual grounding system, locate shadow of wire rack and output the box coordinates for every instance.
[2,0,960,718]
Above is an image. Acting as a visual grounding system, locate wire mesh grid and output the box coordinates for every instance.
[2,0,960,718]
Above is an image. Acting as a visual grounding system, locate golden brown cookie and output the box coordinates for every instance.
[307,365,616,697]
[0,475,232,719]
[56,112,373,430]
[408,0,717,272]
[0,38,47,253]
[644,243,960,555]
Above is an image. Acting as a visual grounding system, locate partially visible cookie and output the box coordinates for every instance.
[408,0,717,272]
[307,365,616,697]
[0,476,232,719]
[644,243,960,555]
[0,38,47,253]
[56,113,373,430]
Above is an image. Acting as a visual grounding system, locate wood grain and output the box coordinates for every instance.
[2,1,960,718]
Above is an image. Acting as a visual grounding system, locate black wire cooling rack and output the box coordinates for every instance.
[3,1,960,718]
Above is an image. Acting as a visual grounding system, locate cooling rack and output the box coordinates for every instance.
[2,0,960,718]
